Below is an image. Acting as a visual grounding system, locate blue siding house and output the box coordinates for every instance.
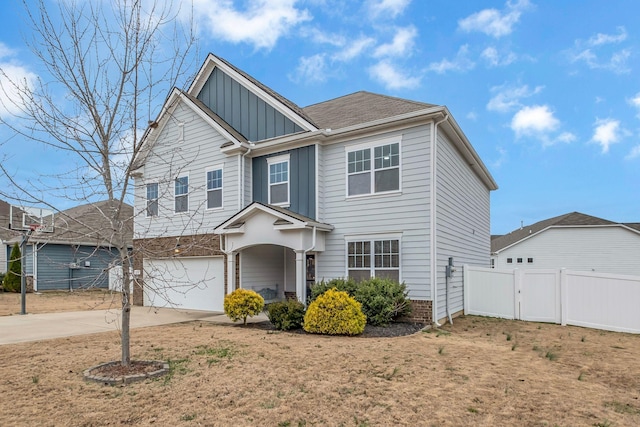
[6,201,133,291]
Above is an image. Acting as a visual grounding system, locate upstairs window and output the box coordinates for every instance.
[347,140,400,197]
[175,176,189,213]
[206,168,223,209]
[347,238,400,282]
[268,155,289,206]
[146,183,158,217]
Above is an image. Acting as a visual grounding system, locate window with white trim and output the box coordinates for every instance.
[268,155,289,206]
[347,141,400,197]
[347,238,400,282]
[174,176,189,213]
[146,183,158,217]
[206,168,223,209]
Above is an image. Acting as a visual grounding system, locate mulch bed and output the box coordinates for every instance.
[242,320,426,337]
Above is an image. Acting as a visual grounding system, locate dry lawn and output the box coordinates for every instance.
[1,293,640,426]
[0,290,119,316]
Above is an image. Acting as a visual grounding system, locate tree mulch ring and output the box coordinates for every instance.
[83,360,169,385]
[242,320,427,338]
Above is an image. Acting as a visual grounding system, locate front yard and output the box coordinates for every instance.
[0,290,118,316]
[1,312,639,426]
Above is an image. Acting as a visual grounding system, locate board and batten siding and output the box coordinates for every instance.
[315,125,432,300]
[434,131,492,322]
[134,102,240,239]
[252,145,316,219]
[196,67,304,141]
[494,227,640,276]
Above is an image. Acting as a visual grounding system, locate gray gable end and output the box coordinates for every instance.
[196,67,304,142]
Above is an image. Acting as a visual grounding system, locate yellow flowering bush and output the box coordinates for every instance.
[224,289,264,325]
[303,288,366,336]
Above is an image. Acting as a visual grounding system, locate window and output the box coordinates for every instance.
[527,258,534,264]
[174,176,189,213]
[347,140,400,197]
[491,259,495,269]
[146,183,158,217]
[517,258,523,263]
[268,155,289,206]
[507,258,513,264]
[347,238,400,282]
[206,168,223,209]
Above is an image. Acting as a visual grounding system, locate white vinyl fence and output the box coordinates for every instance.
[464,265,640,334]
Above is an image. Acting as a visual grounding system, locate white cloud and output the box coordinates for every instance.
[369,60,421,90]
[481,46,517,67]
[487,83,544,112]
[458,0,531,38]
[333,36,376,62]
[591,118,621,153]
[587,26,627,47]
[555,132,577,144]
[427,44,475,74]
[568,27,631,74]
[511,105,559,137]
[373,26,417,58]
[492,146,508,168]
[290,54,327,84]
[0,44,38,120]
[629,92,640,118]
[303,28,345,46]
[367,0,411,19]
[626,145,640,160]
[193,0,311,50]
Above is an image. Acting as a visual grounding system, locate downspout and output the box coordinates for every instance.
[240,143,254,210]
[430,113,448,327]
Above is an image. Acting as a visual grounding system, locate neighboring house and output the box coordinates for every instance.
[132,54,497,323]
[491,212,640,276]
[0,200,22,274]
[6,200,133,291]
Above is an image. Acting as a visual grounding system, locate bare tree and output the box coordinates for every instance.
[0,0,197,365]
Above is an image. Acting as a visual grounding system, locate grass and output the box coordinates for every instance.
[180,413,197,421]
[545,350,558,361]
[604,400,640,415]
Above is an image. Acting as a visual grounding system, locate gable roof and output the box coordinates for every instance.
[8,200,133,247]
[303,91,437,130]
[491,212,631,253]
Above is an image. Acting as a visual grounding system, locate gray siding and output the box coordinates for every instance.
[34,244,117,291]
[134,103,240,239]
[315,126,432,300]
[252,145,316,219]
[241,245,289,298]
[494,227,640,275]
[435,131,491,322]
[197,68,303,141]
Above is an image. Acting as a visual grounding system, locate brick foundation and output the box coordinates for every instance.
[132,234,226,306]
[398,299,433,324]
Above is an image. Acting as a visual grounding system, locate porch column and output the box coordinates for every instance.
[295,250,306,303]
[226,251,236,294]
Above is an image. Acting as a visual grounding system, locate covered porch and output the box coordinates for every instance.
[214,202,333,303]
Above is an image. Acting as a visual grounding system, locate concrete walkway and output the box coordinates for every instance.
[0,307,269,345]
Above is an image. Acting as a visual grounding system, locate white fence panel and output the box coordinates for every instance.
[464,265,640,334]
[520,269,561,323]
[464,266,516,319]
[563,270,640,334]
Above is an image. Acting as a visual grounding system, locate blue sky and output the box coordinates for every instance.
[1,0,639,234]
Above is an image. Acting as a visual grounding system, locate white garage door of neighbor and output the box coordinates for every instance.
[143,257,224,312]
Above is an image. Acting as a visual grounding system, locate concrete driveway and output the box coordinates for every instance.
[0,307,268,345]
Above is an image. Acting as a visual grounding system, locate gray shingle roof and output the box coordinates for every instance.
[302,91,438,130]
[9,200,134,247]
[491,212,620,253]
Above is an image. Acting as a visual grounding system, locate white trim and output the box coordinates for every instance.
[345,137,402,199]
[344,234,403,282]
[267,154,290,207]
[174,174,190,214]
[145,182,160,218]
[205,165,224,211]
[315,144,319,222]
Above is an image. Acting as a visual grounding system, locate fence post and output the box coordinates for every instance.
[463,264,470,315]
[560,268,567,326]
[514,269,520,320]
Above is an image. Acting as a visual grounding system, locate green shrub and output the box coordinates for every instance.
[224,289,264,325]
[354,277,412,326]
[303,288,366,336]
[3,243,22,293]
[266,299,305,330]
[309,278,358,302]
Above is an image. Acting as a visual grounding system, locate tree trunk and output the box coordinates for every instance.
[121,254,131,366]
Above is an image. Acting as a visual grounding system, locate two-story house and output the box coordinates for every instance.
[132,54,497,324]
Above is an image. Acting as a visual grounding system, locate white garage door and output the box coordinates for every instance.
[143,257,224,312]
